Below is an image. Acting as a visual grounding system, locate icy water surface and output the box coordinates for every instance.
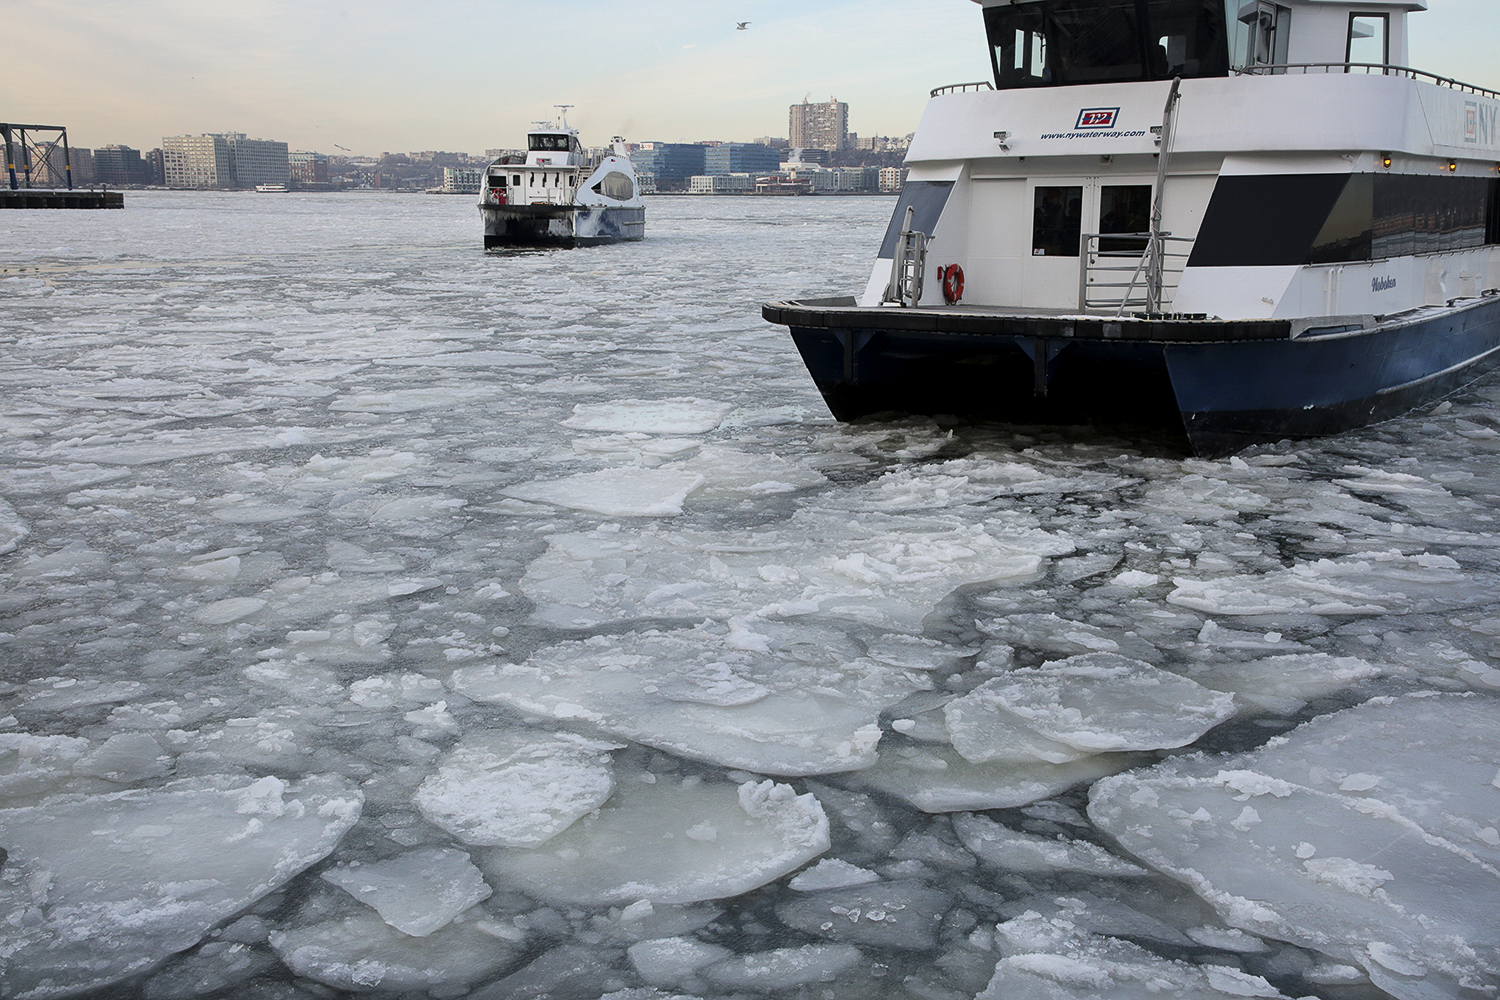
[2,191,1500,1000]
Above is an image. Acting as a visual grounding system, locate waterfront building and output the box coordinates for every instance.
[688,173,754,194]
[788,97,848,152]
[878,166,906,193]
[703,143,780,176]
[628,143,706,191]
[289,151,329,186]
[95,145,150,186]
[442,167,483,194]
[162,133,289,189]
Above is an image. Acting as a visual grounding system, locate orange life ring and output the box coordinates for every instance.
[941,264,964,304]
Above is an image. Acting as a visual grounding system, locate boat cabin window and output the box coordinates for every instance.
[1346,13,1389,67]
[592,171,635,201]
[1099,184,1154,253]
[1033,186,1083,256]
[529,134,573,152]
[985,0,1230,89]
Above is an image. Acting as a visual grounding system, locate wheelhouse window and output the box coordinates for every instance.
[985,0,1230,89]
[528,134,573,152]
[1347,13,1390,68]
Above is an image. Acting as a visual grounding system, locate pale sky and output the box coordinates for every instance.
[9,0,1499,158]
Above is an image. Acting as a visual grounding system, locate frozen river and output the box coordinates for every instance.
[2,191,1499,1000]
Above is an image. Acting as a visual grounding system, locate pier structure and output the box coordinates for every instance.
[1,123,122,209]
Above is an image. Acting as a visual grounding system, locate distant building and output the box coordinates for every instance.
[629,143,706,191]
[145,149,165,185]
[94,145,150,186]
[878,166,907,193]
[703,143,779,176]
[228,135,290,187]
[162,133,289,188]
[789,97,848,152]
[442,167,482,194]
[688,173,754,194]
[163,134,231,188]
[289,151,329,186]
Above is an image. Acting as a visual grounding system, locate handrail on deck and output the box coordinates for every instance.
[930,81,994,98]
[1237,62,1500,99]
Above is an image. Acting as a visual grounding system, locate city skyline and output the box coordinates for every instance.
[10,0,1500,158]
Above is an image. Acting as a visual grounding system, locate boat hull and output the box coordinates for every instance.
[480,204,644,248]
[766,295,1500,456]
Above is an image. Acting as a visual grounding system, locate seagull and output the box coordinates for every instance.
[736,21,750,29]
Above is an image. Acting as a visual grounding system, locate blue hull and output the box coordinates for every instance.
[765,295,1500,456]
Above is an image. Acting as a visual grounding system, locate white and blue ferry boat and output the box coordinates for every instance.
[763,0,1500,455]
[481,112,644,248]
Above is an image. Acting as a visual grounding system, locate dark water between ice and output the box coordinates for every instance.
[2,191,1499,1000]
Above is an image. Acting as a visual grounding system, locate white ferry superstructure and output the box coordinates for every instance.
[763,0,1500,455]
[480,117,644,248]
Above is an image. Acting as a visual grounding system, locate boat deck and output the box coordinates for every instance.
[763,297,1293,344]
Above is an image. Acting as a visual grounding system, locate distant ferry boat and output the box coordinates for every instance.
[254,183,288,193]
[480,112,644,247]
[764,0,1500,456]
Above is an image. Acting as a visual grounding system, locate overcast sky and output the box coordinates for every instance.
[9,0,1498,157]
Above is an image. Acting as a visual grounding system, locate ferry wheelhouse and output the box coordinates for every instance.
[481,117,644,248]
[763,0,1500,455]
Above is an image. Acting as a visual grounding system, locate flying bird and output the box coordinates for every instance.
[736,21,750,29]
[334,144,350,151]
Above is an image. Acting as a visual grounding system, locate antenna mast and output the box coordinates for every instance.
[555,104,574,128]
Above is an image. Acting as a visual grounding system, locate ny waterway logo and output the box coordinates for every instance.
[1372,276,1397,292]
[1076,108,1120,129]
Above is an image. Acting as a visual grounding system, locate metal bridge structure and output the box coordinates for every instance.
[2,123,74,190]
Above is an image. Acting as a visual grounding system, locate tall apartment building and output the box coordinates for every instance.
[162,133,289,188]
[788,97,849,152]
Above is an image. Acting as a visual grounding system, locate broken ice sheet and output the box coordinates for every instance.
[1177,651,1383,715]
[414,731,618,847]
[0,774,362,999]
[562,397,735,435]
[322,846,491,936]
[478,778,828,906]
[952,813,1148,877]
[504,467,707,517]
[856,741,1143,813]
[945,653,1237,760]
[1167,549,1470,616]
[452,620,934,775]
[1089,694,1500,998]
[980,910,1296,1000]
[519,508,1069,632]
[270,907,520,992]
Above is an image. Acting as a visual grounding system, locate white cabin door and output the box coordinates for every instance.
[1021,176,1159,311]
[1022,177,1093,310]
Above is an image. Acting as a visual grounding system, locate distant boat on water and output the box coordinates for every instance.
[255,183,288,193]
[480,109,644,248]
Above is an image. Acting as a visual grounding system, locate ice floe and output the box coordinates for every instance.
[0,774,361,998]
[414,731,618,846]
[479,778,828,905]
[1089,693,1500,999]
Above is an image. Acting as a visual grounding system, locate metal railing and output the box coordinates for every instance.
[882,206,928,307]
[1237,62,1500,99]
[930,81,994,98]
[1078,233,1194,313]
